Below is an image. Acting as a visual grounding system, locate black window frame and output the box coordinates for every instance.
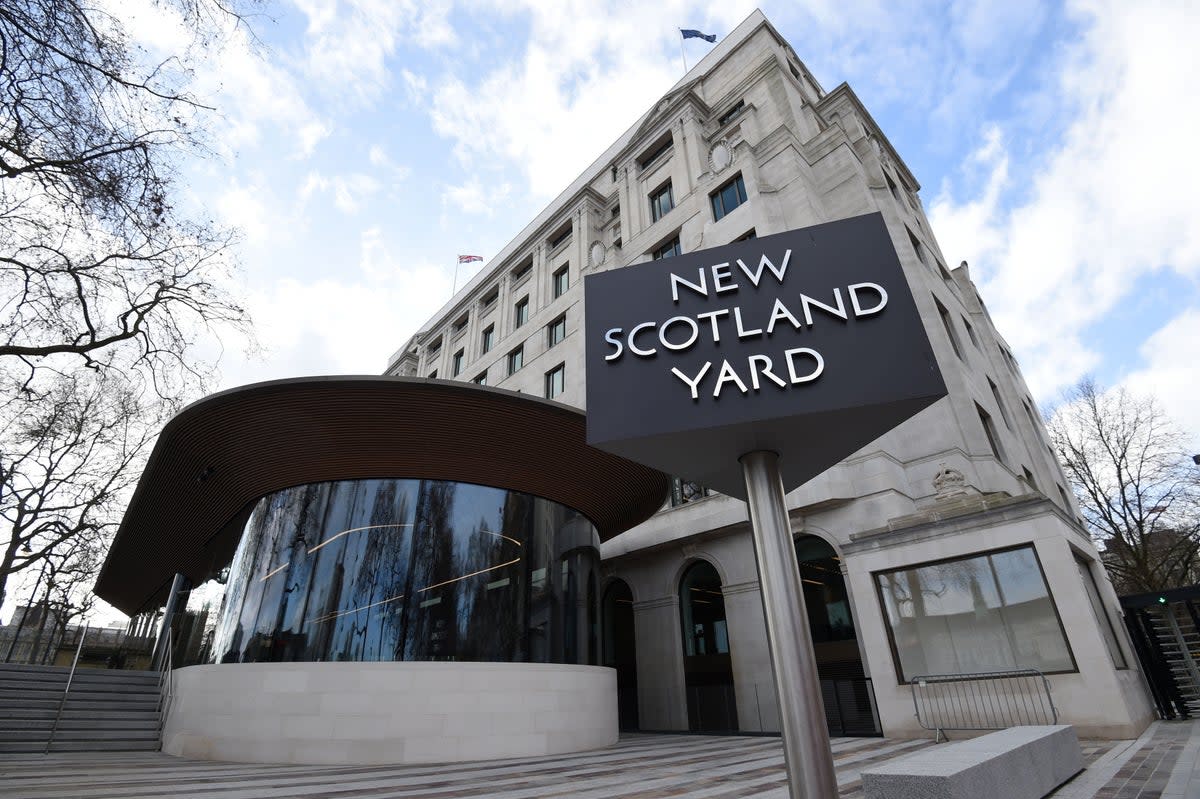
[507,345,524,376]
[514,296,529,328]
[547,314,567,348]
[451,349,464,377]
[652,236,681,261]
[650,181,674,223]
[710,173,748,222]
[552,266,569,299]
[544,363,566,399]
[481,324,495,354]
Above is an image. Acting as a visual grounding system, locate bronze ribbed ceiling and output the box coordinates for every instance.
[94,376,670,615]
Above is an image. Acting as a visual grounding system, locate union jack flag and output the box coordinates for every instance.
[458,254,483,264]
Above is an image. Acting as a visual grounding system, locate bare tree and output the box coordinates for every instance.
[0,1,255,609]
[1048,379,1200,595]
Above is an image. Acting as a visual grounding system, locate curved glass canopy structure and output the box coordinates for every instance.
[212,477,599,665]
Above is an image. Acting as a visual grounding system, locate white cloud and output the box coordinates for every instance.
[299,171,382,214]
[1121,308,1200,442]
[929,0,1200,402]
[442,178,512,216]
[223,228,451,385]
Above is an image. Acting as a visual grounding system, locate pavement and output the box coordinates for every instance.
[0,721,1196,799]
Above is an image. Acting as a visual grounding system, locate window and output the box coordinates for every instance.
[548,224,572,250]
[907,226,928,266]
[650,182,674,223]
[885,171,901,203]
[934,298,963,359]
[473,371,487,386]
[788,61,802,80]
[1023,399,1043,433]
[428,370,438,379]
[1057,483,1072,511]
[1074,554,1128,668]
[988,378,1012,430]
[735,229,757,242]
[451,349,464,377]
[611,203,620,219]
[710,174,747,221]
[976,402,1004,461]
[545,363,565,398]
[481,324,495,354]
[427,337,442,355]
[874,546,1075,682]
[511,259,533,282]
[452,314,468,334]
[962,315,980,349]
[552,266,569,299]
[547,314,566,347]
[514,296,529,328]
[481,287,499,309]
[507,346,524,375]
[1022,466,1038,490]
[652,236,681,260]
[637,134,673,170]
[717,99,745,126]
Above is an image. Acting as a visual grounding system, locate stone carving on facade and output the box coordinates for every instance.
[932,462,971,499]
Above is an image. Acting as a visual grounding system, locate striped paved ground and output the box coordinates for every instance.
[0,735,931,799]
[0,729,1166,799]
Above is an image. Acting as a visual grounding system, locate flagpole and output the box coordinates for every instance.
[679,31,689,73]
[452,257,461,297]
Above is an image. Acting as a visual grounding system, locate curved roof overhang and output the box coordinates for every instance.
[94,376,670,615]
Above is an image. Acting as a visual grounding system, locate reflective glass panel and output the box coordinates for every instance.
[874,546,1074,680]
[210,478,600,665]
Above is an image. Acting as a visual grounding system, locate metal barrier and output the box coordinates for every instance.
[45,623,88,753]
[910,669,1058,742]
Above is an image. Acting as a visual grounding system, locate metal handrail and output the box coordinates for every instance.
[45,623,88,753]
[910,668,1058,743]
[157,626,174,735]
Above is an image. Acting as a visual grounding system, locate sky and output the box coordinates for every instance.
[7,0,1199,627]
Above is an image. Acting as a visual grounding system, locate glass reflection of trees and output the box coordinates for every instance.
[210,478,599,665]
[875,546,1075,680]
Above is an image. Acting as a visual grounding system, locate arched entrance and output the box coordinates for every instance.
[794,535,863,678]
[601,579,639,730]
[679,561,738,731]
[794,535,879,736]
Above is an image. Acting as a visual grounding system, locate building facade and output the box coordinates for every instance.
[386,11,1153,739]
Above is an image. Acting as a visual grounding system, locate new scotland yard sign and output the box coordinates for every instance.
[584,212,947,500]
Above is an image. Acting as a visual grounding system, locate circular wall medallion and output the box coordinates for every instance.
[589,241,606,267]
[709,140,733,172]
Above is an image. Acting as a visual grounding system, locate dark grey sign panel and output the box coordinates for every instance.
[584,212,947,499]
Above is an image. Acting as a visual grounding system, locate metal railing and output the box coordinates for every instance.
[157,626,175,736]
[44,623,88,753]
[910,668,1058,742]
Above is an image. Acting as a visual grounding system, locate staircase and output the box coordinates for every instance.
[1144,603,1200,716]
[0,662,162,753]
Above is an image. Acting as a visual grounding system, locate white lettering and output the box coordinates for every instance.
[799,289,848,326]
[766,298,802,334]
[659,316,700,351]
[670,269,708,302]
[603,328,624,362]
[785,347,824,383]
[628,322,658,357]
[696,309,728,342]
[748,354,788,390]
[733,306,763,338]
[671,362,711,400]
[736,249,791,286]
[713,359,750,397]
[848,282,888,317]
[712,262,738,293]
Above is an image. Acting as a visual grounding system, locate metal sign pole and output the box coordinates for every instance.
[740,449,838,799]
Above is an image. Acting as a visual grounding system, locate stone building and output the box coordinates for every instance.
[385,10,1152,738]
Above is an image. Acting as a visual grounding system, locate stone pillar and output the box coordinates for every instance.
[632,595,688,730]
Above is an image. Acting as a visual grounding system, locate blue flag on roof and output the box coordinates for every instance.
[681,29,717,43]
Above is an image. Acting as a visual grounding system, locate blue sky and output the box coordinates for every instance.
[115,0,1198,438]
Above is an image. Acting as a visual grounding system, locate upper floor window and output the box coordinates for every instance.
[511,259,533,282]
[717,99,745,127]
[514,296,529,328]
[507,345,524,375]
[452,314,468,335]
[907,226,928,267]
[548,224,572,250]
[481,287,499,309]
[652,237,681,260]
[547,314,567,347]
[637,134,673,170]
[428,370,438,379]
[934,297,963,360]
[650,182,674,223]
[452,349,464,377]
[473,371,487,386]
[710,174,747,221]
[481,324,495,354]
[545,363,566,399]
[735,228,757,242]
[553,266,569,298]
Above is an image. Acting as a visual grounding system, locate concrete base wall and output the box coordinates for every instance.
[163,662,618,765]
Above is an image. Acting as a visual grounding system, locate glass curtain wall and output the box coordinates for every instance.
[210,478,599,665]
